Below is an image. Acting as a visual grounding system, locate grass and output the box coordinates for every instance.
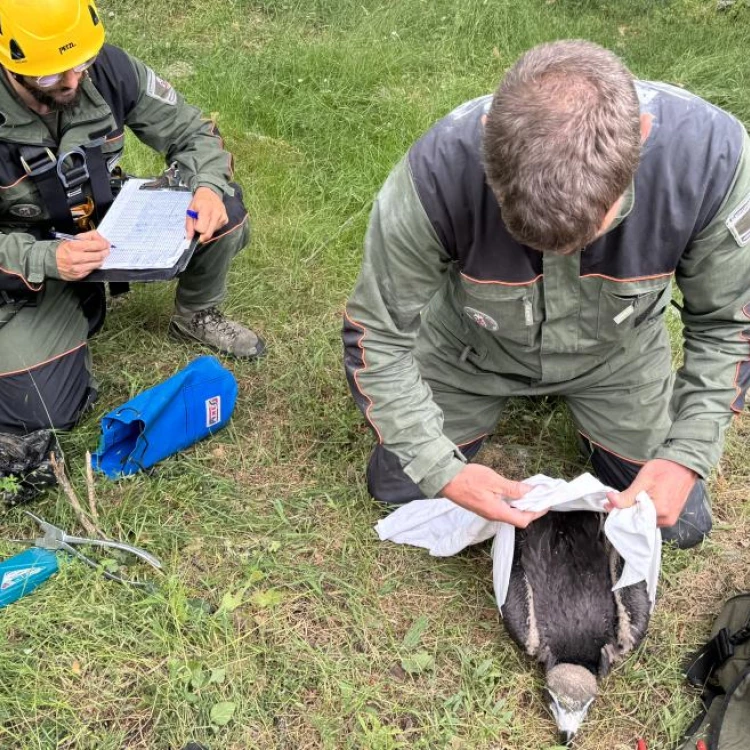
[1,0,749,748]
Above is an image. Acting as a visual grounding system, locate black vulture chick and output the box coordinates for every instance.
[501,510,650,745]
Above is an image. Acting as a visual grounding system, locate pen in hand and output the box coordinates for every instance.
[52,231,117,250]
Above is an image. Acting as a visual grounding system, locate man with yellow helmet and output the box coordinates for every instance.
[0,1,264,504]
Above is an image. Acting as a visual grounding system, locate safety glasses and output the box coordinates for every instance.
[34,56,97,88]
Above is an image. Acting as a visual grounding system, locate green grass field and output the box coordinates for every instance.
[2,0,749,747]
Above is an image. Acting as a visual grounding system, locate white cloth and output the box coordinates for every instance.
[375,473,661,612]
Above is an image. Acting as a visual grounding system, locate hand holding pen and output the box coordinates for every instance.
[52,230,113,281]
[184,186,228,244]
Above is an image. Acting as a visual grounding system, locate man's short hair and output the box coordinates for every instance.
[483,40,642,253]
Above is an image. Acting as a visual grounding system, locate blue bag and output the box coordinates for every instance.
[92,356,237,477]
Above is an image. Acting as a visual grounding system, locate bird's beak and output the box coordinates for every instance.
[548,695,594,745]
[559,729,575,746]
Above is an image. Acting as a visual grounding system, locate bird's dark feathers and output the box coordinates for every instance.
[501,511,650,676]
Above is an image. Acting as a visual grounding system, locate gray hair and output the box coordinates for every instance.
[483,40,641,252]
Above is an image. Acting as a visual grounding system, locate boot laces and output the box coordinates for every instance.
[190,307,238,341]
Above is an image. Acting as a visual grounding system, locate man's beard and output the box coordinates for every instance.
[15,74,83,112]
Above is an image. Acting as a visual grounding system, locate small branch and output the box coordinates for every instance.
[50,453,102,538]
[85,451,100,525]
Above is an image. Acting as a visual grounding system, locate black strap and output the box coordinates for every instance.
[679,604,750,748]
[84,142,114,222]
[686,615,750,688]
[19,144,77,233]
[686,627,736,688]
[731,619,750,646]
[19,141,114,233]
[0,290,32,307]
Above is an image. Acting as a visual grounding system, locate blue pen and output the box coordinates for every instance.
[52,231,117,250]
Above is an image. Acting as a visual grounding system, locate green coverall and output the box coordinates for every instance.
[0,48,248,378]
[345,133,750,501]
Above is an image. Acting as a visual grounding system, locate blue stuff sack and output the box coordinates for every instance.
[92,356,237,477]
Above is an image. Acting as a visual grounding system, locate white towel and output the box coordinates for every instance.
[375,472,661,612]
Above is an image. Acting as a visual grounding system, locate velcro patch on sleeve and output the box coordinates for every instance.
[145,68,177,106]
[726,192,750,247]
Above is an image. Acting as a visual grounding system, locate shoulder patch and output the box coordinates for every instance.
[145,68,177,106]
[726,192,750,247]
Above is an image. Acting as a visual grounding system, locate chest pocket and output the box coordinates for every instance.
[459,275,538,347]
[0,171,50,228]
[99,132,125,173]
[596,279,672,342]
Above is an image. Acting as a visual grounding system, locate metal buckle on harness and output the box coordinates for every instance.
[56,147,90,190]
[20,148,57,177]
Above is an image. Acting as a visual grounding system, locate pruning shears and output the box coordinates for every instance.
[24,511,162,582]
[0,511,162,607]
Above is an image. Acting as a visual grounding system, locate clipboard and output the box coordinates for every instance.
[81,178,199,283]
[84,237,198,282]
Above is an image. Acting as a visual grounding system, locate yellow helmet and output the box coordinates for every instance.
[0,0,105,77]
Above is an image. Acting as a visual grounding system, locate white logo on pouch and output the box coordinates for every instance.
[1,567,42,591]
[205,396,221,428]
[463,306,499,331]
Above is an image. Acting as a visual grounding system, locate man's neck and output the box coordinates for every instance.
[3,68,52,115]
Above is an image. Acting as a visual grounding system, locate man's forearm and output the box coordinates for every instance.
[0,233,60,290]
[344,157,461,495]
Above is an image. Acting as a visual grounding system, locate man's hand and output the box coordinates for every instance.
[55,230,111,280]
[185,187,228,244]
[606,458,698,527]
[441,463,546,528]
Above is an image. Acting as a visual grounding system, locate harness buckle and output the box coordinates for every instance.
[20,147,57,177]
[56,147,90,190]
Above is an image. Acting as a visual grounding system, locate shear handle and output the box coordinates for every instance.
[25,511,162,571]
[56,540,156,588]
[60,533,162,570]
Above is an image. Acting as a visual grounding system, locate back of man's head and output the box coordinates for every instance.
[483,40,641,253]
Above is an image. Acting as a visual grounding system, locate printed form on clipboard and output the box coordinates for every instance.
[95,178,195,274]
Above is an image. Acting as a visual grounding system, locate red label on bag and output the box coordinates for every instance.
[205,396,221,427]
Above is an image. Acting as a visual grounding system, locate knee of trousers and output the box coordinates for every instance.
[200,185,251,254]
[367,445,426,505]
[366,439,485,505]
[579,436,641,491]
[661,479,712,550]
[0,346,94,434]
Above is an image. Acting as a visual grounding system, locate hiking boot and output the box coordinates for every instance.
[169,306,266,359]
[0,429,58,508]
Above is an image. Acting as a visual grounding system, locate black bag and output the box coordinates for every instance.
[677,592,750,749]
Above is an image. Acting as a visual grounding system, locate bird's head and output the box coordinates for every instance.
[544,663,598,746]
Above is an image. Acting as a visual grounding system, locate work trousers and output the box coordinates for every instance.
[357,316,712,549]
[0,188,249,435]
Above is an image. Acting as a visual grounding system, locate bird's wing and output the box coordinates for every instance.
[501,537,540,659]
[599,543,651,677]
[501,533,557,668]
